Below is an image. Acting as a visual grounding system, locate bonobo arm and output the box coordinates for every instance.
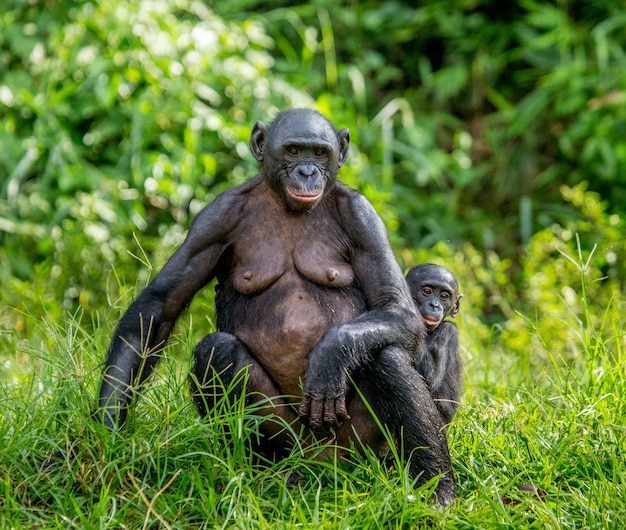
[419,322,459,390]
[299,189,424,428]
[96,189,241,430]
[418,321,461,424]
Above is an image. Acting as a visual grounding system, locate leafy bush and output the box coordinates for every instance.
[498,183,625,372]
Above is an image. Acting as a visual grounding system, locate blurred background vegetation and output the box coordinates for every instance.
[1,0,625,367]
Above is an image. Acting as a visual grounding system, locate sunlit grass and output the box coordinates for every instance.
[1,264,625,528]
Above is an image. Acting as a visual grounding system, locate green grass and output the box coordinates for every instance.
[1,286,625,529]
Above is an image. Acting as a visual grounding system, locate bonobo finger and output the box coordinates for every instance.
[298,396,311,421]
[322,397,347,427]
[308,398,324,427]
[323,400,338,426]
[334,397,348,423]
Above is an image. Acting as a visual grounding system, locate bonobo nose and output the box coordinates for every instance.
[298,164,316,178]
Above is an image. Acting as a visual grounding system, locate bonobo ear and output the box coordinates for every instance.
[336,128,350,168]
[450,293,464,318]
[249,121,267,162]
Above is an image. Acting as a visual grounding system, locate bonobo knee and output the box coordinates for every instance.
[362,346,440,428]
[376,345,413,373]
[190,332,244,416]
[192,332,240,376]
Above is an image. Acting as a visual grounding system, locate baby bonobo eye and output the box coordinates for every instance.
[421,286,433,296]
[440,291,451,301]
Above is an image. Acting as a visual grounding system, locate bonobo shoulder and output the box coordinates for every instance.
[190,175,263,236]
[331,183,378,217]
[331,183,387,244]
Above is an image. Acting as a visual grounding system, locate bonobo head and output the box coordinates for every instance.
[406,263,462,331]
[249,109,350,211]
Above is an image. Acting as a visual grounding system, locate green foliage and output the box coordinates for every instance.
[498,183,625,373]
[3,0,626,326]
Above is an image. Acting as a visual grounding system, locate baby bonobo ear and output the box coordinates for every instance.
[336,128,350,168]
[450,293,464,318]
[249,121,267,162]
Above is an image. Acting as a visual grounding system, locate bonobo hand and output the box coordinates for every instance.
[298,330,349,428]
[298,387,348,429]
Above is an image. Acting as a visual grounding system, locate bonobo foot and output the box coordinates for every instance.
[356,345,457,507]
[432,473,456,508]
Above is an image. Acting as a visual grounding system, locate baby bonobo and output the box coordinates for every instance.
[406,264,463,426]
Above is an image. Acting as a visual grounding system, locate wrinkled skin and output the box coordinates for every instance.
[406,263,463,426]
[96,109,456,506]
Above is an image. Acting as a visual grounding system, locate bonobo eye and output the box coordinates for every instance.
[440,291,451,301]
[421,287,433,297]
[314,148,328,158]
[286,146,300,156]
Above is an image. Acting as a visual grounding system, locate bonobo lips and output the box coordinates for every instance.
[423,316,441,329]
[286,188,323,204]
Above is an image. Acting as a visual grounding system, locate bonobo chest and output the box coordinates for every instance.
[230,185,354,294]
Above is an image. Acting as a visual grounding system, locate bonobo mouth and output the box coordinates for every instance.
[286,189,323,204]
[423,316,442,329]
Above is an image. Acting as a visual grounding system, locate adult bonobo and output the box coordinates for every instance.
[406,264,463,426]
[96,109,456,505]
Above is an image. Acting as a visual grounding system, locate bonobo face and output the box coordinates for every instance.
[249,109,350,211]
[406,264,461,331]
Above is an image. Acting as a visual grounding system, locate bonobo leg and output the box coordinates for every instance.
[189,332,299,452]
[346,345,456,507]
